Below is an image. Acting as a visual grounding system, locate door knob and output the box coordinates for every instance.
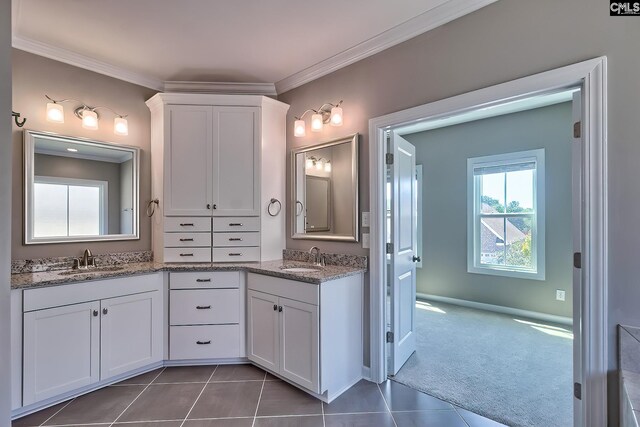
[412,255,421,262]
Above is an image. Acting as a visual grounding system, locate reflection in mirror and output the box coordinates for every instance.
[24,130,139,244]
[292,134,359,242]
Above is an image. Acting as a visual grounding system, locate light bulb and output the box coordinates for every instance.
[114,117,128,136]
[305,158,314,169]
[294,119,306,137]
[330,106,343,126]
[81,110,98,130]
[325,161,332,172]
[316,160,323,170]
[311,113,323,132]
[46,102,64,123]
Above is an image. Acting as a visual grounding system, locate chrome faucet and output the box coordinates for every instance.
[75,249,95,269]
[309,246,321,266]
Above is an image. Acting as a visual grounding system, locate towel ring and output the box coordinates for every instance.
[146,199,159,217]
[268,198,282,217]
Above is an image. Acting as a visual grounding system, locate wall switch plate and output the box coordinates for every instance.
[362,233,370,249]
[556,290,566,301]
[362,212,370,228]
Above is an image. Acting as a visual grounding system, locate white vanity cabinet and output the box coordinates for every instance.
[21,274,163,407]
[247,272,363,402]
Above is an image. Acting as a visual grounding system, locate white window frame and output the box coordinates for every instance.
[466,149,545,280]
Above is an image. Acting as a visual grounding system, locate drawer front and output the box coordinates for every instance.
[170,325,240,360]
[170,289,239,325]
[213,247,260,263]
[213,217,260,232]
[170,271,240,289]
[164,232,212,247]
[165,217,211,232]
[212,232,260,247]
[164,247,211,263]
[247,273,318,306]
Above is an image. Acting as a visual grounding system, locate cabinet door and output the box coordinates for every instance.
[23,301,100,405]
[247,289,279,372]
[279,297,319,393]
[213,107,260,216]
[165,105,214,216]
[100,291,162,380]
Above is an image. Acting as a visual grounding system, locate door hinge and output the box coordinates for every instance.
[386,243,394,254]
[386,331,394,343]
[574,382,582,400]
[386,153,394,165]
[573,252,582,269]
[573,121,581,139]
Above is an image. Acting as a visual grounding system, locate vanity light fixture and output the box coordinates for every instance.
[305,156,332,173]
[45,95,129,136]
[294,100,343,137]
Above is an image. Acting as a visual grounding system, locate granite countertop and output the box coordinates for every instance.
[10,259,366,290]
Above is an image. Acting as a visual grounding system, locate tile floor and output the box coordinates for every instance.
[13,364,506,427]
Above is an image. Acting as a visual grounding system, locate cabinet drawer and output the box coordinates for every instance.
[164,248,211,263]
[170,289,239,325]
[213,217,260,232]
[213,247,260,263]
[212,232,260,247]
[164,232,211,247]
[247,273,318,306]
[170,325,240,360]
[170,271,240,289]
[164,217,211,232]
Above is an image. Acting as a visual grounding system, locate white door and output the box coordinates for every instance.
[165,105,214,216]
[213,107,260,216]
[247,289,280,372]
[23,301,100,405]
[572,90,583,427]
[279,297,319,392]
[100,291,162,380]
[389,131,418,375]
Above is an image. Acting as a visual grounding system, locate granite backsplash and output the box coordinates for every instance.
[11,250,153,274]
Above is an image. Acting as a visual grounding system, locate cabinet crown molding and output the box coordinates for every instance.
[145,93,289,112]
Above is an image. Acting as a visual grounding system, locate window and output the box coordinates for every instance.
[467,149,545,280]
[33,176,108,238]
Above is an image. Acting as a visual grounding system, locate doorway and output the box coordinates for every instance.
[369,58,608,427]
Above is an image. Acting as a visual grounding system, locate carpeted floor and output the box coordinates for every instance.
[392,300,573,427]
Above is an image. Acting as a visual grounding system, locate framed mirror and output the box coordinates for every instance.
[24,130,140,244]
[292,133,359,242]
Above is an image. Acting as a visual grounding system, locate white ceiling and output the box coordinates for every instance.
[12,0,497,93]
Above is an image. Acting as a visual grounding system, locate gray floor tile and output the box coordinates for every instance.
[210,364,266,381]
[254,415,324,427]
[256,380,322,416]
[323,379,388,414]
[114,422,182,426]
[393,410,468,427]
[117,383,204,422]
[325,412,396,427]
[46,385,145,425]
[456,407,508,427]
[187,381,263,419]
[182,419,254,427]
[381,380,452,411]
[115,368,164,385]
[153,366,216,383]
[12,401,70,427]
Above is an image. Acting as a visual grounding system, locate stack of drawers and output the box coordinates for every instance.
[169,272,243,360]
[212,217,260,262]
[163,218,212,263]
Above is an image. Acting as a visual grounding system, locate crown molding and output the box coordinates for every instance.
[275,0,498,94]
[12,34,164,91]
[163,81,277,96]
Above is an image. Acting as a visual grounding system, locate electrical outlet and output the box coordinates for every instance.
[556,290,566,301]
[362,212,370,228]
[362,233,370,249]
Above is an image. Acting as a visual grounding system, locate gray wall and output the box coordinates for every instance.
[405,102,573,318]
[0,0,12,424]
[12,49,157,259]
[34,154,122,234]
[277,1,639,423]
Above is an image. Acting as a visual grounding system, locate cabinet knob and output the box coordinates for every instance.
[273,304,278,311]
[213,204,217,210]
[93,310,99,317]
[102,308,108,315]
[278,306,283,313]
[207,204,211,209]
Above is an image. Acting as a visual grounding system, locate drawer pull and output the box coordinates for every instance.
[179,238,194,242]
[196,305,212,310]
[228,253,243,256]
[229,238,243,241]
[179,223,194,227]
[179,253,194,257]
[229,223,243,227]
[196,340,211,345]
[196,278,211,283]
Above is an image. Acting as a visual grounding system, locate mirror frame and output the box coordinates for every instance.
[291,133,359,242]
[24,130,141,245]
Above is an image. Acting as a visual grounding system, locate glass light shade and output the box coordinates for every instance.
[81,110,99,130]
[324,161,332,172]
[46,102,65,123]
[311,113,323,132]
[114,117,129,136]
[294,119,306,137]
[330,106,343,126]
[315,160,323,170]
[305,158,314,169]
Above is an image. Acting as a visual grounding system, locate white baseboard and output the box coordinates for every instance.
[416,292,573,326]
[361,366,371,381]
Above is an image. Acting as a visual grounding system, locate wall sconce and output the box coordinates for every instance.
[294,100,343,137]
[45,95,129,136]
[305,156,332,172]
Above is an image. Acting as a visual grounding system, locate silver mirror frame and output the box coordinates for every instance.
[291,133,359,242]
[23,129,141,245]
